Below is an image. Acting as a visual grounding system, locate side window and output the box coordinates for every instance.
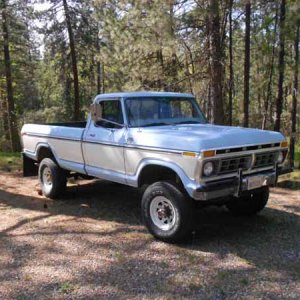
[95,100,124,129]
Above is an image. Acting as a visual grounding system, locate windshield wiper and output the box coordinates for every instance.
[142,122,171,127]
[174,120,202,125]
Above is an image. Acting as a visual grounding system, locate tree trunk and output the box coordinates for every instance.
[101,63,105,93]
[169,2,178,92]
[262,4,279,130]
[157,49,165,90]
[97,61,101,94]
[207,81,212,122]
[96,27,103,95]
[243,1,251,128]
[62,0,80,121]
[274,0,286,132]
[208,0,224,125]
[228,0,234,126]
[0,93,10,141]
[96,35,101,94]
[1,0,20,152]
[289,23,299,168]
[184,52,193,94]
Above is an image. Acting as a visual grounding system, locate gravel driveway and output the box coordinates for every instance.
[0,172,299,299]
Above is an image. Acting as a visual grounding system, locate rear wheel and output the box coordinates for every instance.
[226,186,269,216]
[38,158,67,199]
[141,181,194,243]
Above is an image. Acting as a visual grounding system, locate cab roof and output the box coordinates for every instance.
[95,91,194,100]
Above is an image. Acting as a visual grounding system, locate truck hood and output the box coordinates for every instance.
[128,124,285,152]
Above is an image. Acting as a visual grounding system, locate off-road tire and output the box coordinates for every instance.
[38,158,67,199]
[141,181,194,243]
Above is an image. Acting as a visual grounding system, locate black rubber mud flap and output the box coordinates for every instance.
[23,153,38,177]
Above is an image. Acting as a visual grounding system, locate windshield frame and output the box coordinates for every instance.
[124,96,207,128]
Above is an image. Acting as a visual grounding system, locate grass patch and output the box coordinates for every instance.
[58,282,75,294]
[0,152,22,172]
[239,277,249,286]
[291,169,300,179]
[279,169,300,181]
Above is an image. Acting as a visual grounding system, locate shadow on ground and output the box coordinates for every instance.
[0,177,299,299]
[277,179,300,190]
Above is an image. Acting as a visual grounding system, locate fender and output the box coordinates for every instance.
[126,157,195,188]
[36,143,86,174]
[37,143,59,163]
[24,142,61,166]
[23,142,59,177]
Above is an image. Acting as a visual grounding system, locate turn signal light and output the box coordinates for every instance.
[182,151,197,157]
[280,141,288,148]
[203,150,216,158]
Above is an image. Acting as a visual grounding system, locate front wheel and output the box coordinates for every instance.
[226,186,269,216]
[38,158,67,199]
[141,181,194,243]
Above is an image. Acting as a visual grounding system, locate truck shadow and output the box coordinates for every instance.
[277,179,300,190]
[0,177,299,244]
[0,177,299,298]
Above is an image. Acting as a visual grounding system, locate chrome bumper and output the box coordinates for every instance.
[192,166,292,201]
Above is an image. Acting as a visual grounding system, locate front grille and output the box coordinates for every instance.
[254,152,277,168]
[218,155,252,174]
[216,143,280,154]
[202,149,283,179]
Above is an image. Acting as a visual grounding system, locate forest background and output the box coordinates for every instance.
[0,0,299,167]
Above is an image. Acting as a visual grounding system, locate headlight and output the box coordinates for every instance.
[277,151,284,164]
[203,161,214,176]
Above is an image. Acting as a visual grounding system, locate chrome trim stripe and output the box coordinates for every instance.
[125,144,183,154]
[24,132,185,155]
[85,140,183,154]
[83,139,124,149]
[24,132,82,142]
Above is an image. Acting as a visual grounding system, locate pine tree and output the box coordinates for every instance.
[274,0,286,132]
[1,0,20,151]
[208,0,224,125]
[243,0,251,128]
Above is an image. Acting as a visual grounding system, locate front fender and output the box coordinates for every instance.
[126,158,197,198]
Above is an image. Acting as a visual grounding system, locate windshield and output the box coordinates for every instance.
[125,97,207,127]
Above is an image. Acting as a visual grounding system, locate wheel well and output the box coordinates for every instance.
[138,165,182,187]
[37,146,55,162]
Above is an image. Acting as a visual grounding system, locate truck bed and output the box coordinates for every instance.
[21,122,86,174]
[37,121,87,128]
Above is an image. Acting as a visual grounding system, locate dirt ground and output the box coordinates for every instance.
[0,171,299,299]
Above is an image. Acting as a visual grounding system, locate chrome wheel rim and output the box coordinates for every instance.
[42,166,53,193]
[150,196,176,231]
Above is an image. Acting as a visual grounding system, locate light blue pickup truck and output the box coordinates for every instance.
[21,92,290,242]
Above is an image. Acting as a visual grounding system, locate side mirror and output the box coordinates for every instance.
[90,103,102,122]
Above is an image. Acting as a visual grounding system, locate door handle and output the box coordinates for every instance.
[89,133,95,137]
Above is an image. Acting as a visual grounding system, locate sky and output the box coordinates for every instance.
[33,3,51,55]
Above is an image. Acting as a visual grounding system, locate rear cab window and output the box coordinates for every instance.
[95,100,124,129]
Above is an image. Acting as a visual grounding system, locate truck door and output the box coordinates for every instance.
[82,99,127,184]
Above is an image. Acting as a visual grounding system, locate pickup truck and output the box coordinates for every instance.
[21,92,290,242]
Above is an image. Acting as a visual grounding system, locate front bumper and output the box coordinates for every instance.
[191,166,292,201]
